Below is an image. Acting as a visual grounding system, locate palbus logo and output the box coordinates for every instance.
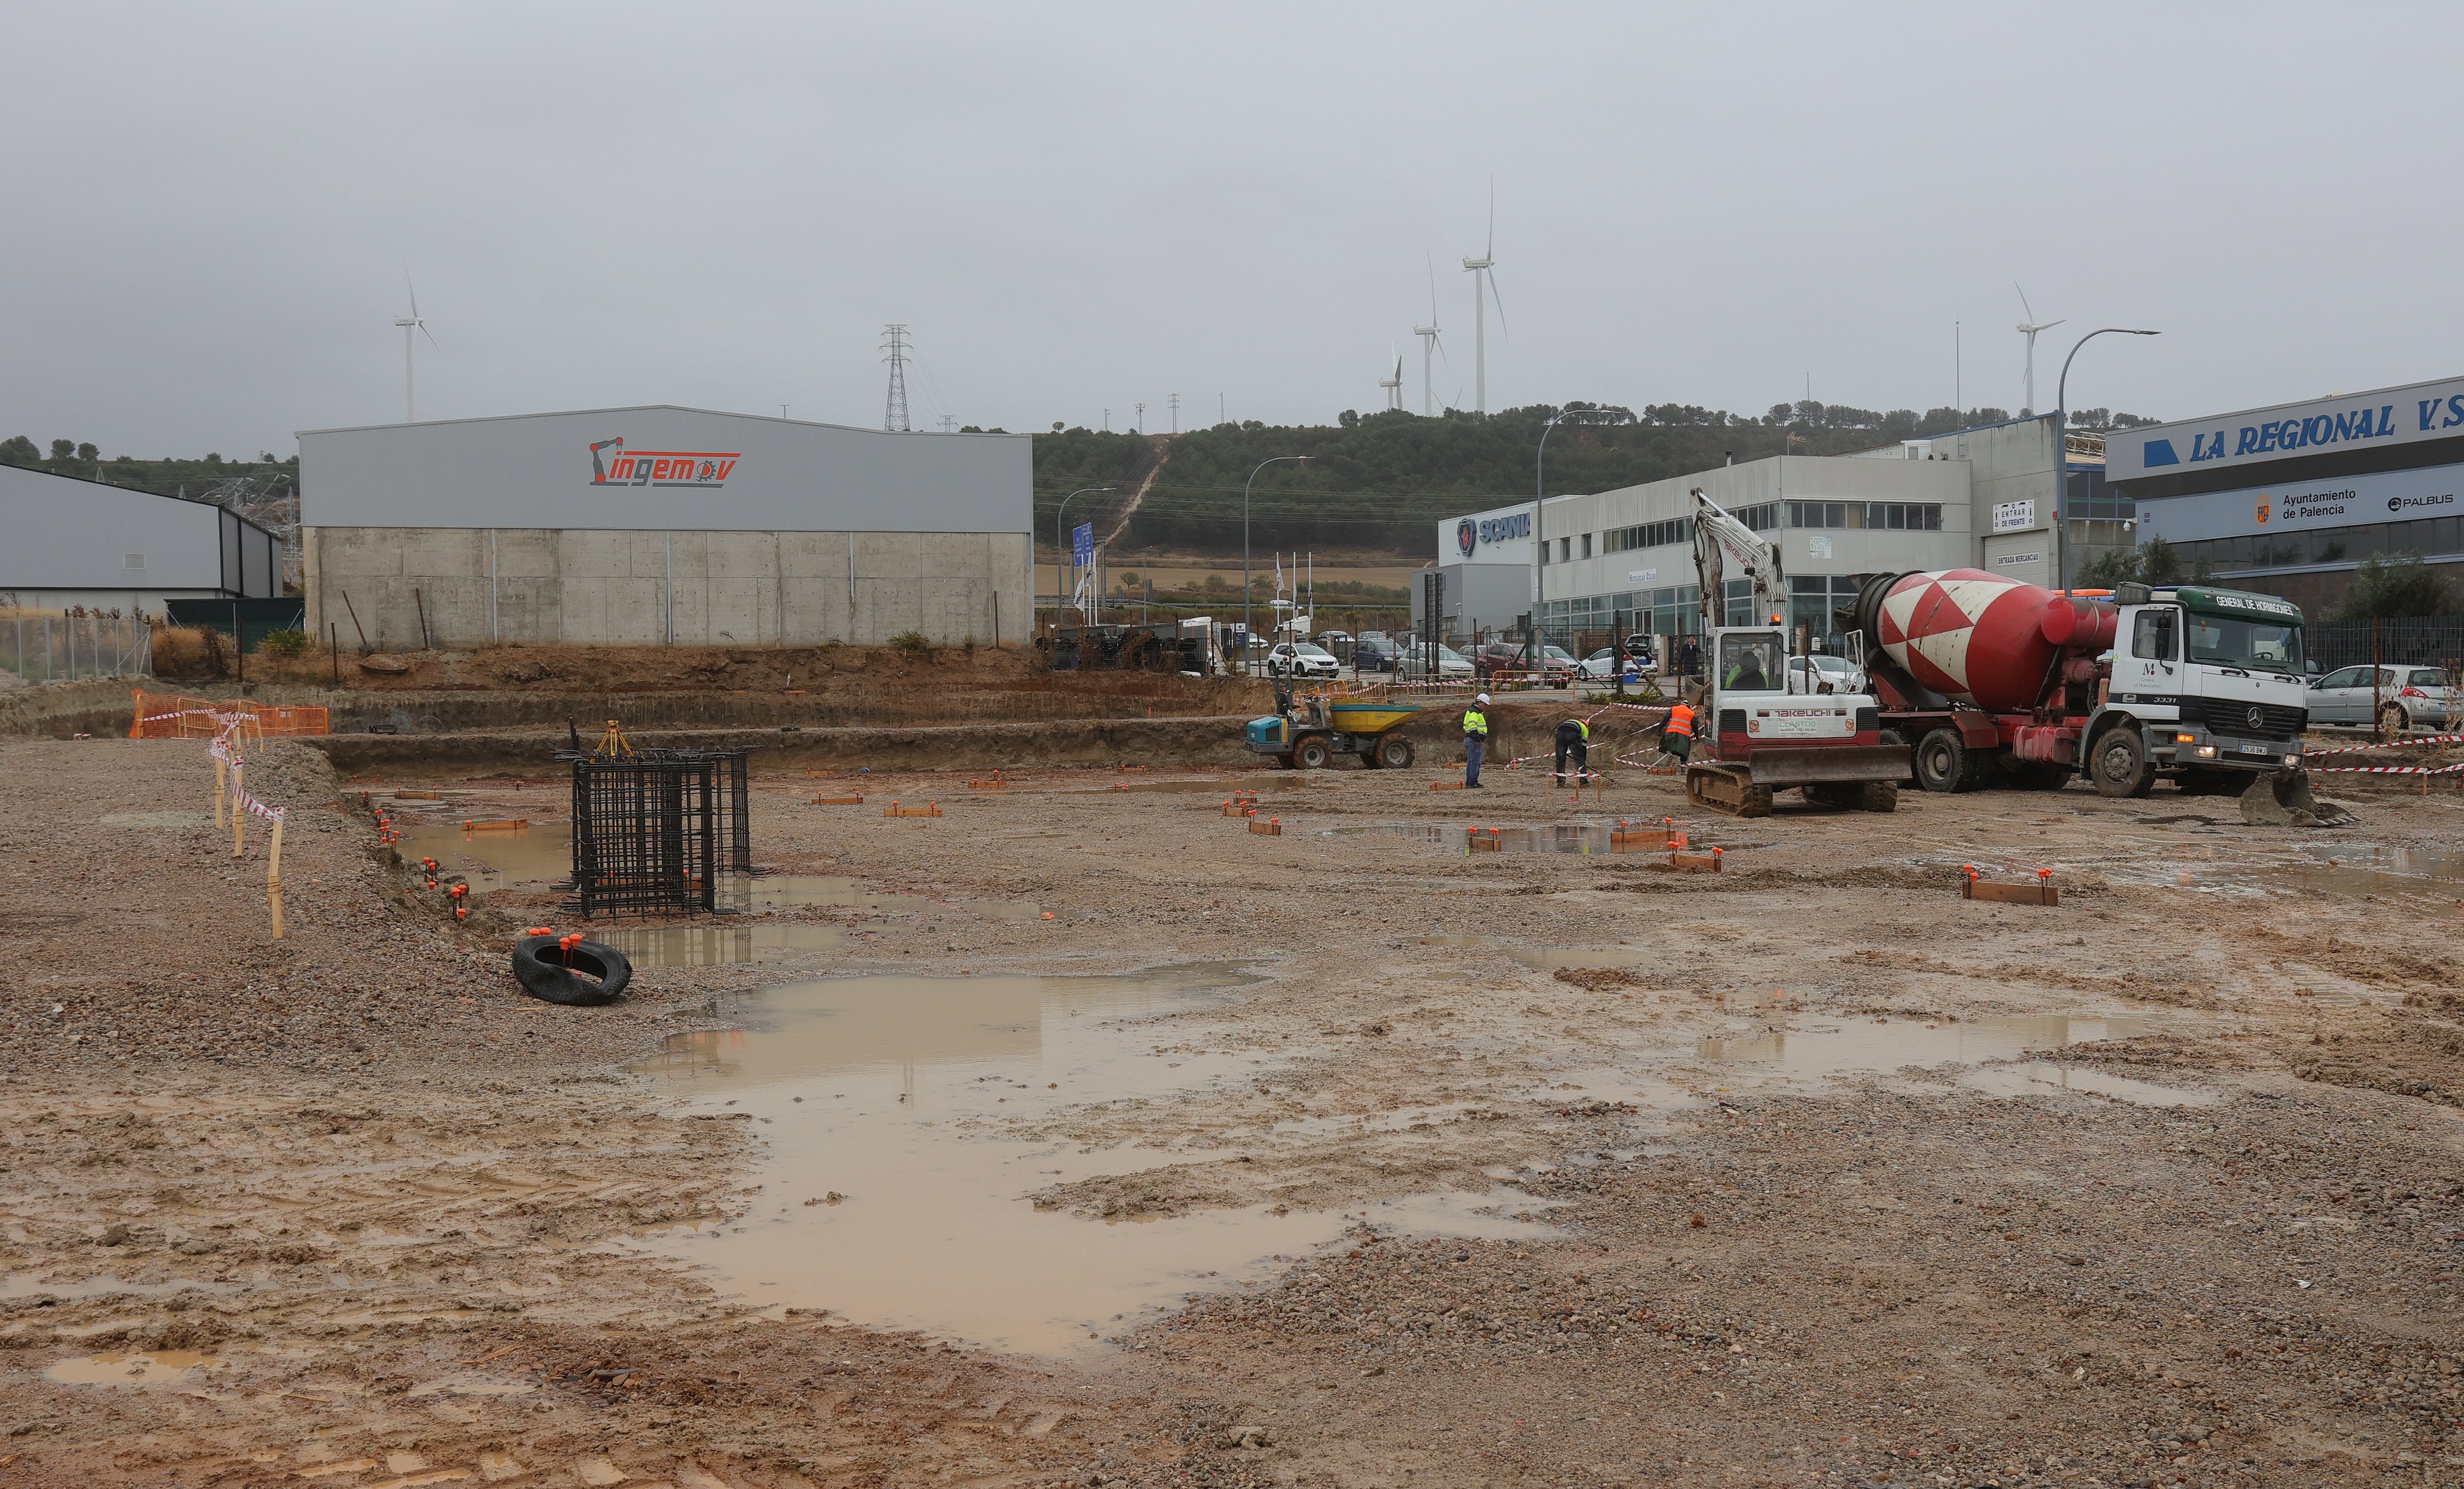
[587,437,739,488]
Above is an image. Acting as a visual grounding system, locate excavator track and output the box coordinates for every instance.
[1685,762,1772,818]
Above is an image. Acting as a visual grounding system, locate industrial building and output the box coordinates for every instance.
[2110,373,2464,616]
[2,464,284,612]
[1420,413,2116,646]
[298,406,1032,650]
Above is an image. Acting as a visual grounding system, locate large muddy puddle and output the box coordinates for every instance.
[1332,821,1684,856]
[397,822,570,891]
[1685,1014,2214,1105]
[596,923,847,968]
[623,965,1554,1356]
[717,875,1050,921]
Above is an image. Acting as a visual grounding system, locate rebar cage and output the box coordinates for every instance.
[561,748,754,918]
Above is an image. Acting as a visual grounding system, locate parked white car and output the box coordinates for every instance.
[1786,654,1865,695]
[1400,643,1475,679]
[1265,641,1342,679]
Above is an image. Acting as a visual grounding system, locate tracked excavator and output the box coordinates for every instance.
[1679,488,1909,818]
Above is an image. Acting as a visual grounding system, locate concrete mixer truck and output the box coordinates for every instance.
[1843,570,2342,820]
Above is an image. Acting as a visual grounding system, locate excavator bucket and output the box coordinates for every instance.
[2239,767,2357,828]
[1740,744,1911,789]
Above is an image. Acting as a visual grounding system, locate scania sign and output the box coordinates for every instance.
[588,437,739,489]
[2110,374,2464,483]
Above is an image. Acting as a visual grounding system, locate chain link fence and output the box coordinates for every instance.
[2308,618,2464,673]
[2,614,152,684]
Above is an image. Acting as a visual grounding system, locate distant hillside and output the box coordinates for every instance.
[1027,401,2158,558]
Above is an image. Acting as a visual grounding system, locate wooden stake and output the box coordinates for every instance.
[267,819,285,939]
[230,767,245,857]
[214,755,227,828]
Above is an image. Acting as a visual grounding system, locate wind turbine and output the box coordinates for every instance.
[1412,252,1446,414]
[393,280,438,423]
[1378,349,1403,411]
[2015,283,2063,417]
[1461,186,1506,413]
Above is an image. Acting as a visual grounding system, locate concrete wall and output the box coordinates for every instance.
[303,526,1034,648]
[1944,416,2059,575]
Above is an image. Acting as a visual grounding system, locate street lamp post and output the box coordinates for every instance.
[1533,406,1606,667]
[1244,455,1310,673]
[1053,486,1112,630]
[2054,328,2160,594]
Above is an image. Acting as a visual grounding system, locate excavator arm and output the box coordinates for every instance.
[1691,487,1785,630]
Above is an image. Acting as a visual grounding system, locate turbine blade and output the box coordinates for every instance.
[421,322,440,351]
[1426,249,1439,323]
[407,274,420,321]
[2015,281,2032,322]
[1487,269,1508,340]
[2046,318,2066,330]
[1486,176,1495,259]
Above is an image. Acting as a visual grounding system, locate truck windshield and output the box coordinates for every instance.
[2185,614,2304,675]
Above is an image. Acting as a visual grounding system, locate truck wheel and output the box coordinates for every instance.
[1375,735,1415,770]
[1860,780,1898,812]
[1876,728,1917,785]
[2090,728,2155,798]
[1913,729,1969,793]
[1295,737,1331,770]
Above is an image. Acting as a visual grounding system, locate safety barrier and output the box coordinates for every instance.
[2302,733,2464,756]
[130,690,329,739]
[201,712,289,938]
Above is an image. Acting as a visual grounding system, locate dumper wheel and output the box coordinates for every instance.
[1375,735,1415,770]
[1860,780,1898,812]
[2090,727,2156,798]
[1913,729,1970,794]
[1294,737,1332,771]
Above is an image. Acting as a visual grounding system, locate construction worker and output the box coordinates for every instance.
[1554,716,1590,783]
[1462,693,1491,788]
[1662,693,1696,763]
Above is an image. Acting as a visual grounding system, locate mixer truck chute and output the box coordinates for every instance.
[1843,571,2349,824]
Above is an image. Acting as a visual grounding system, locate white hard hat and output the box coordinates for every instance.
[1475,693,1491,705]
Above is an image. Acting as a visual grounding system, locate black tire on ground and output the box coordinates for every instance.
[2090,727,2156,798]
[1801,782,1863,810]
[511,936,633,1007]
[1376,734,1416,770]
[1295,737,1332,770]
[1277,753,1298,770]
[1861,780,1899,812]
[1958,744,2004,791]
[1913,728,1969,794]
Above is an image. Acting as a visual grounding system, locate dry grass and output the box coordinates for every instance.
[149,624,232,679]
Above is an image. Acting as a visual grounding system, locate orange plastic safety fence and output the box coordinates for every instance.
[128,690,330,740]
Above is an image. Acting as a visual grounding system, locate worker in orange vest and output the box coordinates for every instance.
[1662,695,1696,763]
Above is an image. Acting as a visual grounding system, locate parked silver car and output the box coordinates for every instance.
[2307,665,2458,732]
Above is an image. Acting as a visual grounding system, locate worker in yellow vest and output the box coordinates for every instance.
[1554,716,1590,782]
[1462,693,1491,788]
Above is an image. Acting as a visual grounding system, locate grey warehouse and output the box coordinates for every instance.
[299,406,1034,650]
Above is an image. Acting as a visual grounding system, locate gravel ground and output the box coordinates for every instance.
[3,735,2461,1487]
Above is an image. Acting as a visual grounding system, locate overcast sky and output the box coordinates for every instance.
[7,2,2462,459]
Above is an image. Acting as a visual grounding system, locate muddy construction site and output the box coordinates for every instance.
[4,657,2463,1489]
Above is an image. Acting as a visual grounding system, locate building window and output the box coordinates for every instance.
[1785,501,1942,531]
[1560,537,1572,562]
[1602,517,1692,554]
[2164,512,2464,575]
[1735,503,1781,532]
[1580,534,1592,559]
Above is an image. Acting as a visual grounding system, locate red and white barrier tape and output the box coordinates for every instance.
[2303,732,2464,756]
[208,730,287,822]
[2309,761,2464,776]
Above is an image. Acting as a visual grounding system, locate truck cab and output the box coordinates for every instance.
[2087,584,2308,797]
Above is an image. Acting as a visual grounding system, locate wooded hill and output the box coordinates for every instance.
[1024,401,2158,558]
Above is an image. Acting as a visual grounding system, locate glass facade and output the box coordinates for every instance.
[1538,585,1704,635]
[1784,500,1942,531]
[2170,514,2464,575]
